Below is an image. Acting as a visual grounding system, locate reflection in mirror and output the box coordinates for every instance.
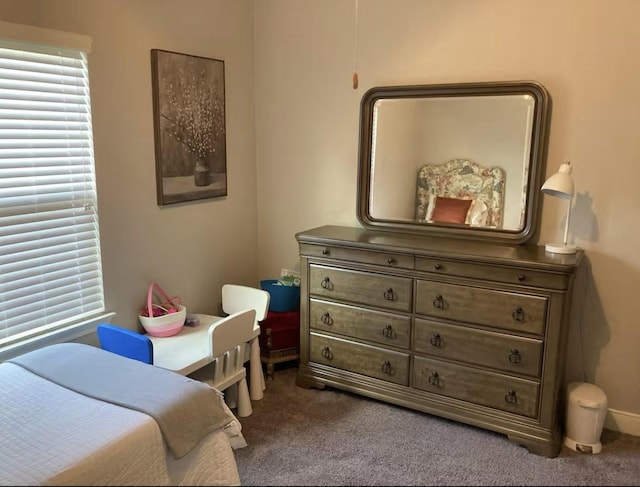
[357,82,550,244]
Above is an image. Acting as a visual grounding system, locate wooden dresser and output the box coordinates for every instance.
[295,225,583,457]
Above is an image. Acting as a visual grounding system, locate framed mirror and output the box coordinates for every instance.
[356,81,550,244]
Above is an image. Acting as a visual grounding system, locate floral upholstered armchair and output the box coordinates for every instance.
[415,159,506,228]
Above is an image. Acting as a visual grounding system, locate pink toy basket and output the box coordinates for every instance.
[138,282,186,337]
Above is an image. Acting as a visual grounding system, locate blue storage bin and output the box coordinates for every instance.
[260,279,300,312]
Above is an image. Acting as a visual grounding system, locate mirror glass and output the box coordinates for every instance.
[356,81,550,243]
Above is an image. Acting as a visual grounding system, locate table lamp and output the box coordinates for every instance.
[541,161,576,254]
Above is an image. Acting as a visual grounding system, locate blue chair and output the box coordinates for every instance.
[96,324,153,364]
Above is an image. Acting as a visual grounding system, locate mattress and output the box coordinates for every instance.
[0,360,241,486]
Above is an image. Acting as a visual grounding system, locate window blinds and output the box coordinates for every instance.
[0,38,104,344]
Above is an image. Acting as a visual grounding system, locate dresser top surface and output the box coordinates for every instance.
[296,225,583,271]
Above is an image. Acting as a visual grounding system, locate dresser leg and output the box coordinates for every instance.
[295,370,326,390]
[507,434,561,458]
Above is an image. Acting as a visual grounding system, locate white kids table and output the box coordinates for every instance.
[146,313,263,400]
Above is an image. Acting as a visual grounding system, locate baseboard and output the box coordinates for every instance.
[605,408,640,437]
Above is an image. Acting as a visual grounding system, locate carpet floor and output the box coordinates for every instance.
[233,364,640,486]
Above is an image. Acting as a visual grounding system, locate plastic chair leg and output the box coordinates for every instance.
[249,338,265,400]
[236,377,253,417]
[225,383,238,409]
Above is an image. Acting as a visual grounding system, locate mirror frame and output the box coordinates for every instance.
[356,81,551,244]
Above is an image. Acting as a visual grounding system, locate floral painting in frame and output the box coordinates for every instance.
[151,49,227,205]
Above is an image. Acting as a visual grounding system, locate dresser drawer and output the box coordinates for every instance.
[413,356,540,418]
[416,257,569,290]
[310,332,410,386]
[414,319,543,377]
[301,243,414,270]
[310,299,411,349]
[310,265,412,313]
[415,280,547,336]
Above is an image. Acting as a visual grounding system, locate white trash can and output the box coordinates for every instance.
[563,382,608,454]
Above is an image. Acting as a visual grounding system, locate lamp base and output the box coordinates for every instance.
[545,243,577,254]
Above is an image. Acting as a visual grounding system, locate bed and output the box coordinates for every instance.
[415,158,506,228]
[0,342,245,486]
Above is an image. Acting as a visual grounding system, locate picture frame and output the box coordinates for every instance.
[150,49,227,205]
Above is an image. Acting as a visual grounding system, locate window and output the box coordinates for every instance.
[0,22,108,356]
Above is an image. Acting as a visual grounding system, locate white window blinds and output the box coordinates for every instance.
[0,32,104,345]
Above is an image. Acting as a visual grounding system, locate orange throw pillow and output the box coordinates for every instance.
[430,196,473,224]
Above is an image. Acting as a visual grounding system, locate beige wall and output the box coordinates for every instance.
[1,0,639,429]
[0,0,258,322]
[254,0,640,424]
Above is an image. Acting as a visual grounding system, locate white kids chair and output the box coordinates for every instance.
[188,309,257,417]
[221,284,271,401]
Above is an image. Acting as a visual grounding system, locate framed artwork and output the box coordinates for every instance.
[150,49,227,205]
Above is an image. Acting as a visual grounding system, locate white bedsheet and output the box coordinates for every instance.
[0,362,241,486]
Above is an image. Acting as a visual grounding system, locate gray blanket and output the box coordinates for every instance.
[8,342,233,459]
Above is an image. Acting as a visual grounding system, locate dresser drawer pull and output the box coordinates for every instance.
[321,346,333,360]
[432,295,445,309]
[321,312,333,325]
[382,323,394,338]
[383,287,396,301]
[517,274,526,282]
[387,257,397,265]
[434,263,442,271]
[505,389,518,404]
[430,333,441,347]
[322,248,330,256]
[512,306,525,322]
[508,349,521,364]
[381,360,392,375]
[428,371,440,386]
[320,277,334,290]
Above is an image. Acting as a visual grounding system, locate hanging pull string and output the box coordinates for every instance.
[352,0,359,89]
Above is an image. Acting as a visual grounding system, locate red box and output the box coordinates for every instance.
[258,310,300,380]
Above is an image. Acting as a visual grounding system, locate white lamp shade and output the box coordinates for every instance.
[541,161,577,254]
[541,162,574,199]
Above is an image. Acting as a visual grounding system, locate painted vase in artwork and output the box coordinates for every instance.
[194,160,211,187]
